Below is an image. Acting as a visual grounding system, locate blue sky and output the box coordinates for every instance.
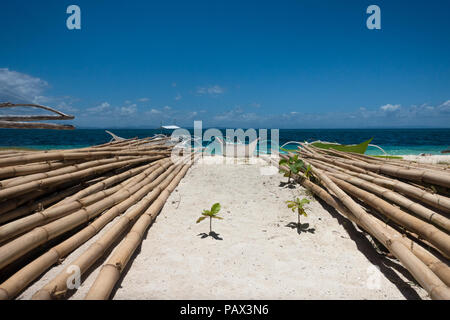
[0,0,449,128]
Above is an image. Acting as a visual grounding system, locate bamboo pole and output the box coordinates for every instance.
[84,164,191,300]
[0,162,181,300]
[0,121,74,130]
[0,161,79,180]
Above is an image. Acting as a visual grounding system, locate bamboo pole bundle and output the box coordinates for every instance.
[305,159,450,232]
[84,163,192,300]
[296,162,450,299]
[331,157,450,188]
[53,161,159,206]
[264,154,450,298]
[0,174,107,219]
[327,171,450,232]
[0,148,171,168]
[0,182,87,225]
[262,155,450,287]
[0,159,171,244]
[31,163,188,300]
[299,150,450,214]
[0,162,181,300]
[327,176,450,257]
[0,158,175,270]
[308,146,449,173]
[0,155,165,201]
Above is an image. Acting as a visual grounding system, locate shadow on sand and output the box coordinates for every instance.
[197,231,223,240]
[279,181,296,189]
[285,222,316,234]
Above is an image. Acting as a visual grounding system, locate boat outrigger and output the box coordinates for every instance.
[280,137,388,155]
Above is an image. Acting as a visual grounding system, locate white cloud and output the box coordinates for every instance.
[380,104,401,112]
[148,109,161,114]
[87,102,111,113]
[0,68,49,103]
[175,93,182,101]
[138,97,149,102]
[437,100,450,113]
[55,101,79,114]
[197,85,225,96]
[120,104,137,115]
[163,105,171,111]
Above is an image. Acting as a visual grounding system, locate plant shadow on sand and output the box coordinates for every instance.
[278,181,296,189]
[285,222,316,234]
[197,231,223,240]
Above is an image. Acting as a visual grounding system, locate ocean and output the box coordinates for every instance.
[0,128,449,155]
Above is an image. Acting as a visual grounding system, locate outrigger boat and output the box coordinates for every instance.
[309,138,373,154]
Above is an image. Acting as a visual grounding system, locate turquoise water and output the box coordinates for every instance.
[0,128,449,155]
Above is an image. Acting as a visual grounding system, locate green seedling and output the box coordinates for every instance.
[279,154,306,183]
[196,202,223,233]
[286,197,310,228]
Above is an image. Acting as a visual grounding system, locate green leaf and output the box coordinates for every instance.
[211,203,221,214]
[300,198,310,205]
[196,216,206,223]
[212,216,223,220]
[279,159,288,166]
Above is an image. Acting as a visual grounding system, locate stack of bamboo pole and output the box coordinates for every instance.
[262,147,450,300]
[0,136,193,300]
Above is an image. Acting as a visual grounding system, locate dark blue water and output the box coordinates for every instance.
[0,128,449,155]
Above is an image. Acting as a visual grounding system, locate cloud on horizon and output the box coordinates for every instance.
[1,69,449,128]
[0,68,49,103]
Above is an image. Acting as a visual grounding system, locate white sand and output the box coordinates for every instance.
[18,156,429,300]
[400,154,450,165]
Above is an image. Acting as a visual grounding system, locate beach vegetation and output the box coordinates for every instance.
[196,202,223,234]
[278,154,306,183]
[286,197,310,231]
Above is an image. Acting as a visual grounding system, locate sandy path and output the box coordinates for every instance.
[111,157,427,300]
[17,157,428,300]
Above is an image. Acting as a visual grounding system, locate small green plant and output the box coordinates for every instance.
[303,164,312,180]
[278,154,306,183]
[286,197,310,229]
[196,202,223,233]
